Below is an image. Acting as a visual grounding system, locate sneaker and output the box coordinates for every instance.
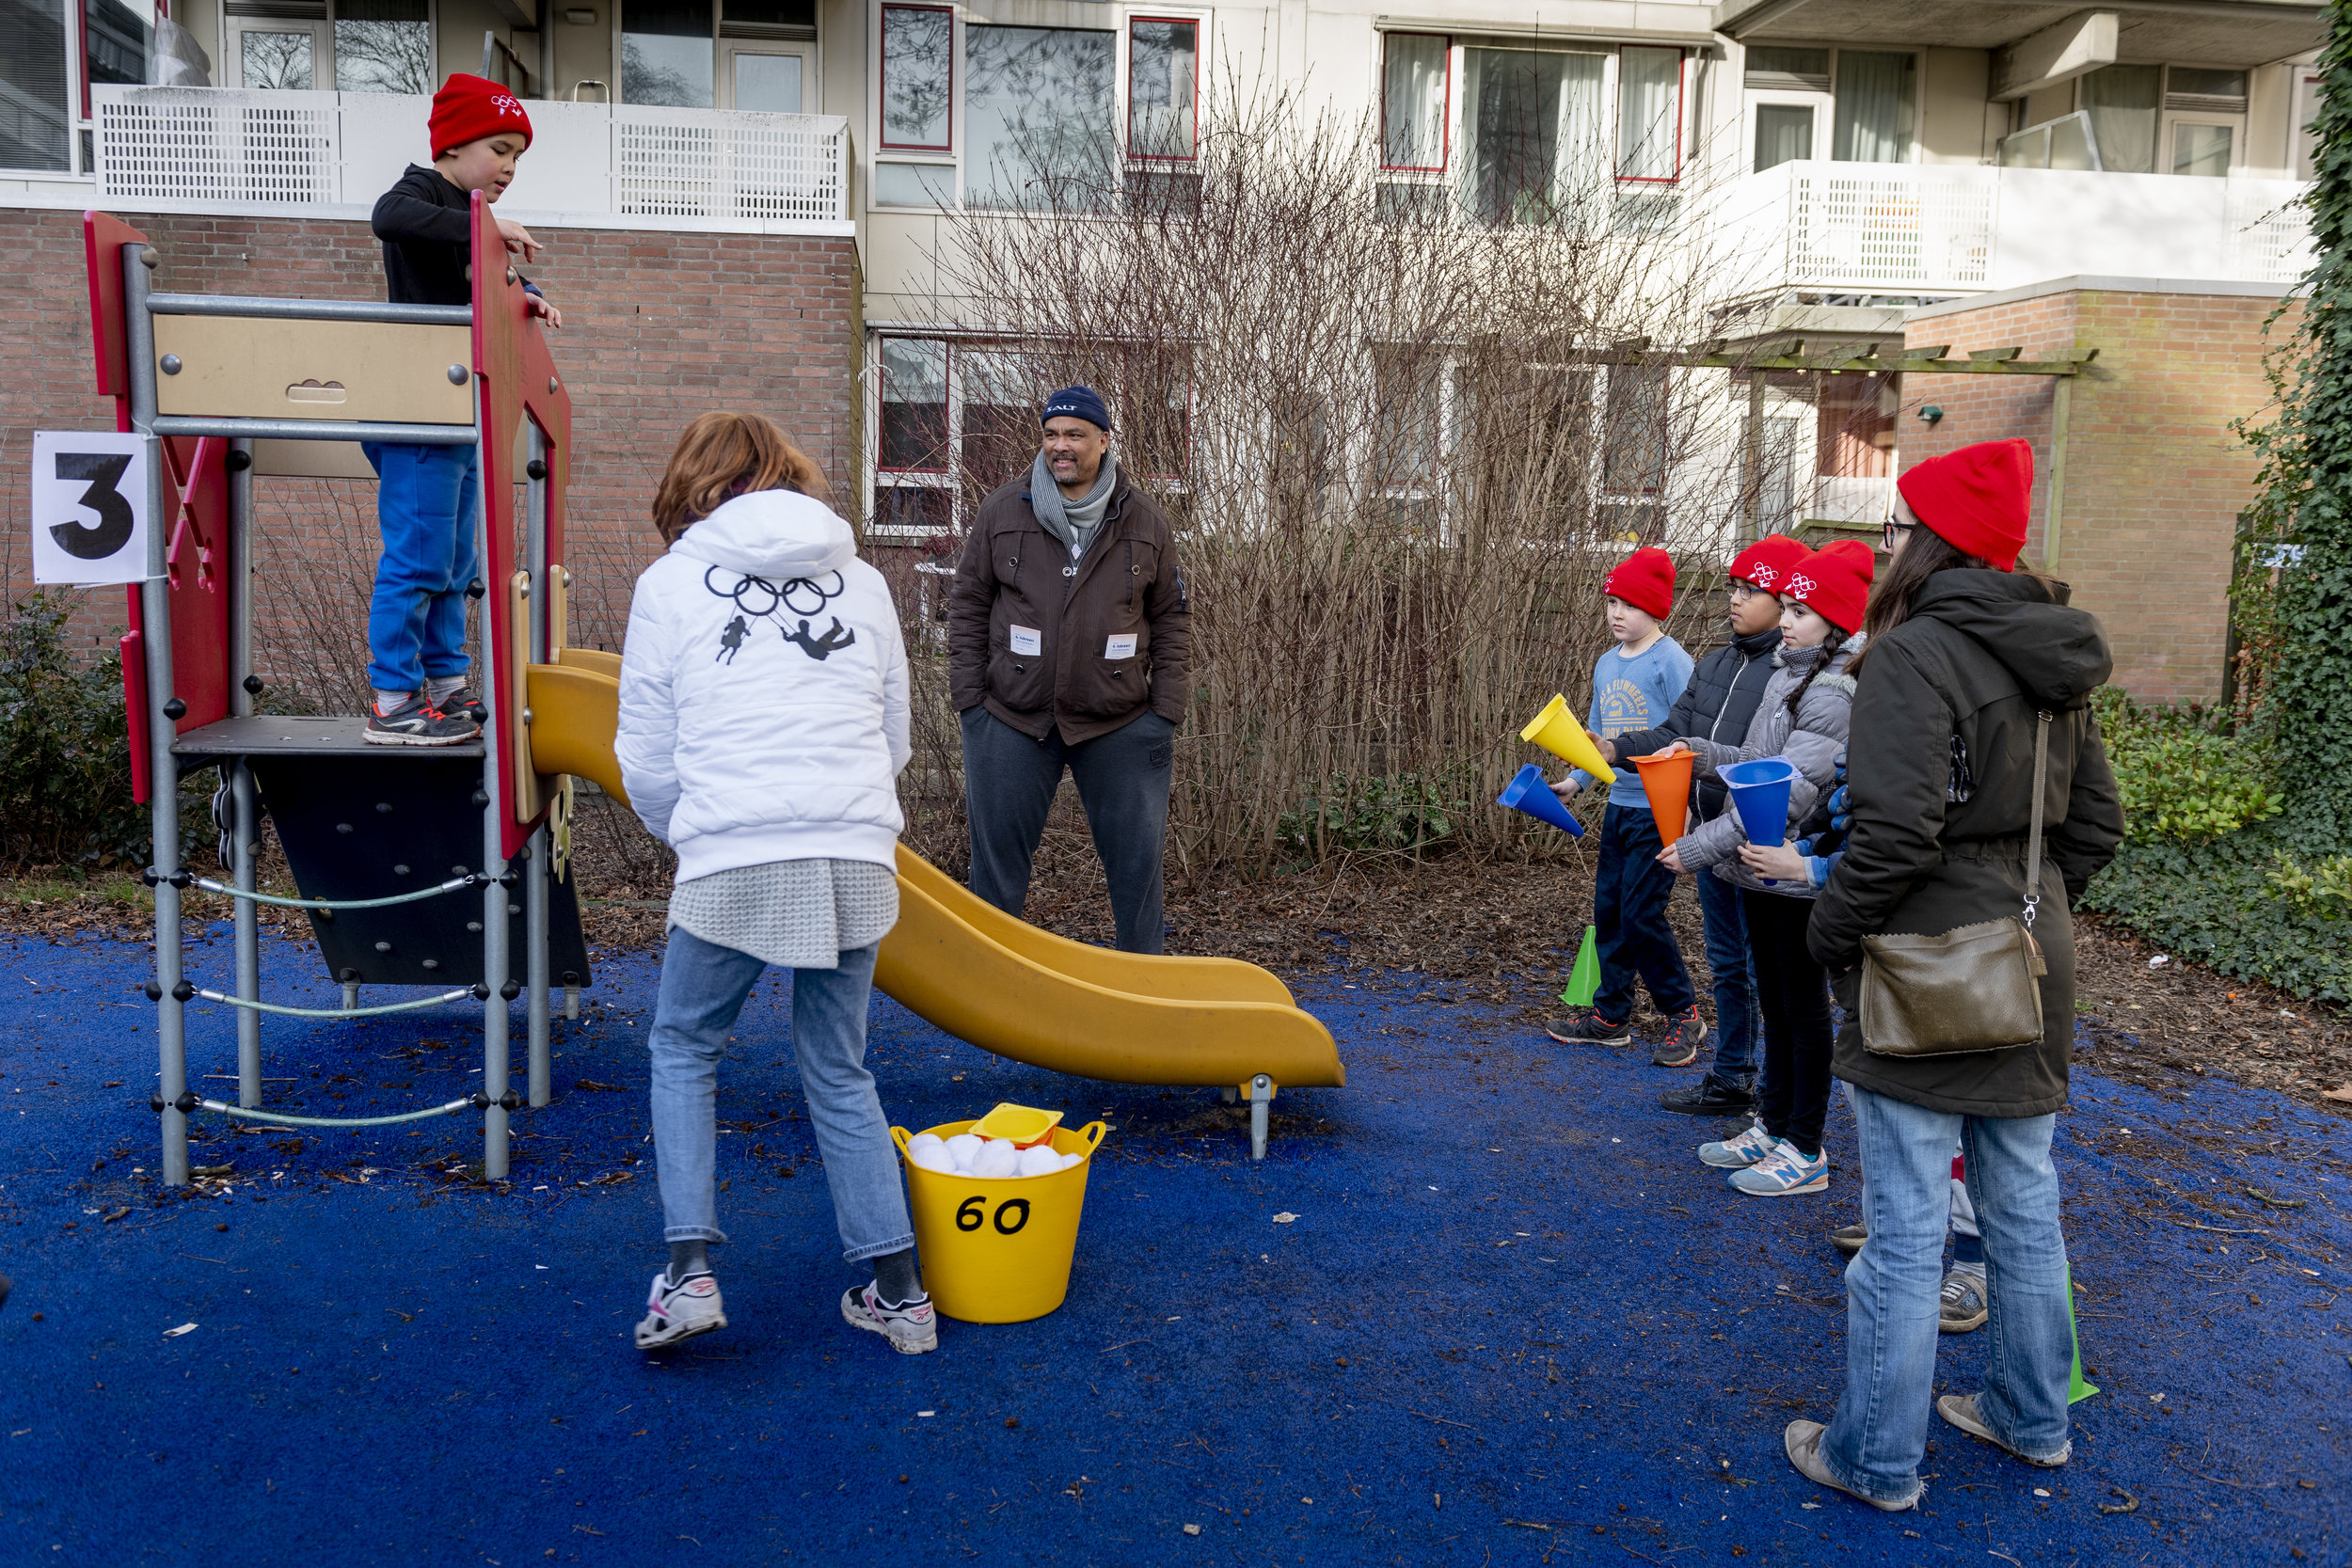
[363,690,480,747]
[1659,1073,1756,1116]
[1545,1007,1630,1047]
[1730,1139,1830,1196]
[634,1270,726,1350]
[1939,1267,1988,1333]
[432,688,487,726]
[841,1281,939,1355]
[1936,1393,2070,1467]
[1698,1119,1777,1169]
[1831,1221,1868,1257]
[1785,1419,1921,1513]
[1651,1006,1706,1068]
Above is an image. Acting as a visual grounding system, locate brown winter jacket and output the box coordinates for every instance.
[947,469,1191,745]
[1810,571,2125,1118]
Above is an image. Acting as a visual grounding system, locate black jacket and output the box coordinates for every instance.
[371,165,539,308]
[1810,571,2125,1117]
[947,470,1191,745]
[1610,624,1782,822]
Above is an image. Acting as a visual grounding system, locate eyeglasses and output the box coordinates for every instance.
[1728,582,1767,602]
[1883,520,1916,551]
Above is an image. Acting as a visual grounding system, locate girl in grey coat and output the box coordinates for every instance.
[1660,539,1873,1198]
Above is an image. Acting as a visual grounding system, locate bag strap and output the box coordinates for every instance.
[2023,709,2051,929]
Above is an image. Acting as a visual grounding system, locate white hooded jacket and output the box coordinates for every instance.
[615,489,911,882]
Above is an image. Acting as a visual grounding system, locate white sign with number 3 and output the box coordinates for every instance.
[31,430,151,586]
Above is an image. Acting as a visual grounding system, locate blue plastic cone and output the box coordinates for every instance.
[1498,764,1584,839]
[1721,756,1798,848]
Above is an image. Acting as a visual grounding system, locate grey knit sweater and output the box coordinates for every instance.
[667,858,898,969]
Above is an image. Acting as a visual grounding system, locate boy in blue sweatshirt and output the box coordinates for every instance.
[1547,547,1704,1066]
[361,72,560,745]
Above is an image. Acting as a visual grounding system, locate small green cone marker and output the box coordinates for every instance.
[1560,926,1601,1008]
[2067,1262,2098,1404]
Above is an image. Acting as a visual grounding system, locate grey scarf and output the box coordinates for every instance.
[1029,451,1118,562]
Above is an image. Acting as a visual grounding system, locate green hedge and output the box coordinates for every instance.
[0,594,151,874]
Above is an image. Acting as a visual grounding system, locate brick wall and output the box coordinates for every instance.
[1902,284,2296,705]
[0,207,856,706]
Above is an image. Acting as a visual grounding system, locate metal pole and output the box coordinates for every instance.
[127,244,188,1188]
[476,383,512,1179]
[525,421,551,1109]
[227,437,262,1109]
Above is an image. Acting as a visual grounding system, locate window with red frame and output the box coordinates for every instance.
[1128,16,1197,161]
[1615,45,1683,182]
[1381,31,1448,171]
[880,4,952,150]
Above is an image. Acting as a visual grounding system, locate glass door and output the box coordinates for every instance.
[722,41,809,111]
[228,15,331,89]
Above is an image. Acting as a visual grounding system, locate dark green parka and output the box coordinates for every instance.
[1808,571,2125,1117]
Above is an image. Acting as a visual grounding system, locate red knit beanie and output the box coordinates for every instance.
[1896,439,2032,572]
[430,73,534,160]
[1725,532,1810,594]
[1786,539,1875,634]
[1603,546,1675,622]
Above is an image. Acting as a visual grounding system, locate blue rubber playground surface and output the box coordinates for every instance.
[1,922,2345,1566]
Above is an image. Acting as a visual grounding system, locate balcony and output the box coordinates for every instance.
[67,86,850,234]
[1724,160,2312,296]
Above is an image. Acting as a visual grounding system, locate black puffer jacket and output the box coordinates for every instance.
[1609,624,1783,824]
[1810,571,2124,1117]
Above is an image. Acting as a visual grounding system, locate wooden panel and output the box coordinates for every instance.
[152,315,473,424]
[250,439,379,479]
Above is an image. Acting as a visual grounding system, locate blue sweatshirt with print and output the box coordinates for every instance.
[1571,635,1694,809]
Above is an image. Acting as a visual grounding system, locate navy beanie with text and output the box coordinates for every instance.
[1041,385,1111,432]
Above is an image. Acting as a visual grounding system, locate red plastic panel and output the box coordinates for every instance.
[161,436,231,736]
[83,211,147,423]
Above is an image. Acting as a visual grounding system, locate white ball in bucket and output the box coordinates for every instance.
[1014,1143,1061,1178]
[944,1132,983,1171]
[907,1132,945,1158]
[973,1138,1020,1180]
[907,1143,956,1175]
[1058,1151,1084,1170]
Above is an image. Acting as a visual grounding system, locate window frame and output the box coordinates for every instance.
[1613,43,1685,185]
[1125,13,1201,165]
[1378,29,1452,175]
[878,1,954,152]
[875,334,953,477]
[1748,94,1821,173]
[720,38,814,113]
[224,15,334,91]
[1738,43,1920,169]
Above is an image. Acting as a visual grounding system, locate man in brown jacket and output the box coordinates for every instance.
[947,385,1191,953]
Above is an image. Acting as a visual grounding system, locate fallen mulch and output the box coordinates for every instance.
[9,808,2346,1117]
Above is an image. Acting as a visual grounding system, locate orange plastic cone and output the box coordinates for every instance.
[1520,695,1614,782]
[1632,751,1694,847]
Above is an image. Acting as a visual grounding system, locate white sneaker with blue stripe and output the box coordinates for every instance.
[1730,1139,1830,1196]
[1699,1119,1776,1169]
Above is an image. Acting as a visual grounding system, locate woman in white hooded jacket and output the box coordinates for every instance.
[614,413,934,1355]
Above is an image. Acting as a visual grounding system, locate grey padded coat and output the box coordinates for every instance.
[1674,633,1864,898]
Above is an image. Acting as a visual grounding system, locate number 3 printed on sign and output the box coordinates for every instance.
[29,431,149,586]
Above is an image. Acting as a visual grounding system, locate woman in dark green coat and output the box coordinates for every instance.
[1782,440,2124,1513]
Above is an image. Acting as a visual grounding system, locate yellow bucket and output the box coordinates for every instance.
[892,1118,1108,1324]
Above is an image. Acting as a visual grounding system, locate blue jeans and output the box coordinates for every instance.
[646,927,914,1263]
[1823,1086,2074,1503]
[1592,802,1696,1022]
[363,441,480,694]
[1694,864,1759,1082]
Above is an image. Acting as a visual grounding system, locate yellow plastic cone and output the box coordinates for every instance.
[1521,694,1614,783]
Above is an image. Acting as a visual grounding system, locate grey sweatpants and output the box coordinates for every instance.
[960,705,1175,954]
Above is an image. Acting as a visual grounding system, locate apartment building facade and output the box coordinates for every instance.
[0,0,2328,692]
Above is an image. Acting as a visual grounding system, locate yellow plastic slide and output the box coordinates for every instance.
[523,662,1345,1101]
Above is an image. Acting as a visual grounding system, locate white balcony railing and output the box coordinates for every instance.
[1725,160,2312,295]
[87,86,850,232]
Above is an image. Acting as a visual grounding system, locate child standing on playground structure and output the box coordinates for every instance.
[1544,546,1704,1065]
[361,73,562,746]
[616,412,933,1354]
[1663,539,1873,1199]
[1583,531,1810,1098]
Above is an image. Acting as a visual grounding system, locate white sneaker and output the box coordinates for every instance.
[1699,1119,1776,1169]
[634,1270,726,1349]
[841,1282,939,1354]
[1730,1139,1830,1196]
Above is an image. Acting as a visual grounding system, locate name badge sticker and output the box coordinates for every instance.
[1009,625,1042,656]
[1104,633,1138,659]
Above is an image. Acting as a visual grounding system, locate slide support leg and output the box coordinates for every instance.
[1249,1074,1273,1163]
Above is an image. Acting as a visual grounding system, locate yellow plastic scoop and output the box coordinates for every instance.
[971,1102,1065,1148]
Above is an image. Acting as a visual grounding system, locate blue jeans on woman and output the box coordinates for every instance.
[646,928,914,1263]
[1822,1085,2075,1504]
[362,441,480,694]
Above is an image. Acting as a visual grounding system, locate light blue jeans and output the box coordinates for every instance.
[646,927,914,1263]
[1821,1085,2074,1504]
